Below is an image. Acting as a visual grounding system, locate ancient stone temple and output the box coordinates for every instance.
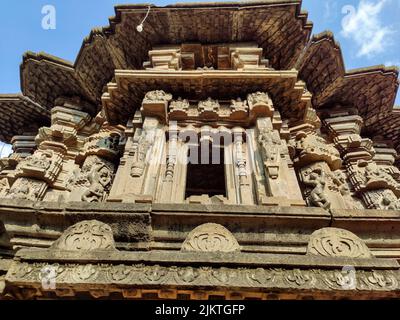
[0,1,400,300]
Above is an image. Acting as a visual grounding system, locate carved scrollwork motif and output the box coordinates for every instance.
[285,269,316,287]
[51,220,116,251]
[307,228,372,258]
[5,262,400,295]
[181,223,240,253]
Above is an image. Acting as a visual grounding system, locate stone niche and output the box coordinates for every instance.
[107,90,305,207]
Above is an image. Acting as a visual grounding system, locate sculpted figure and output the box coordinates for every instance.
[303,167,330,210]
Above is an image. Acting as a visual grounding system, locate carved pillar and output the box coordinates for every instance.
[232,127,253,204]
[323,109,400,210]
[108,116,165,203]
[158,123,179,202]
[246,91,304,206]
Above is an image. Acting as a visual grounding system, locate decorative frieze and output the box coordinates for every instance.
[5,262,400,298]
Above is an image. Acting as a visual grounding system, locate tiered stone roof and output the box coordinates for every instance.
[0,1,398,150]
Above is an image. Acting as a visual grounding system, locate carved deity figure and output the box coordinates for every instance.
[82,165,113,202]
[258,127,282,179]
[69,156,114,203]
[302,167,330,210]
[131,129,154,178]
[198,98,220,113]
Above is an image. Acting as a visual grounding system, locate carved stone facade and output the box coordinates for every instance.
[0,1,400,300]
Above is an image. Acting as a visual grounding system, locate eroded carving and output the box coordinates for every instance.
[181,223,240,253]
[68,155,115,202]
[51,220,116,251]
[307,227,372,259]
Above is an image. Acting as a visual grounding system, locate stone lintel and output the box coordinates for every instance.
[14,249,400,270]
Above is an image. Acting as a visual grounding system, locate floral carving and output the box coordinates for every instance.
[364,271,398,289]
[198,98,220,115]
[73,265,99,281]
[176,267,200,283]
[285,269,315,286]
[5,261,400,296]
[142,265,168,283]
[307,227,372,259]
[51,220,116,251]
[143,90,173,103]
[181,223,240,253]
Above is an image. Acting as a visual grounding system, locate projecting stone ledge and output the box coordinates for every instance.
[3,248,400,300]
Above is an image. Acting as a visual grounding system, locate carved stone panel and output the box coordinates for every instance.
[51,220,116,251]
[363,189,400,210]
[5,177,47,201]
[68,155,115,202]
[294,133,342,170]
[181,223,240,253]
[15,150,63,184]
[307,227,372,259]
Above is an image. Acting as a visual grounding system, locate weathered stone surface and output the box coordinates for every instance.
[51,220,116,251]
[0,0,399,300]
[181,223,240,253]
[307,227,372,259]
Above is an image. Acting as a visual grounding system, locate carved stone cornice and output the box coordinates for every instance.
[102,69,310,126]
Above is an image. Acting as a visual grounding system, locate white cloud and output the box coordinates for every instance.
[341,0,394,57]
[384,60,400,67]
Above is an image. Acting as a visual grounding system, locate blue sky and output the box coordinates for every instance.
[0,0,399,155]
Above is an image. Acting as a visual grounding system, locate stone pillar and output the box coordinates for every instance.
[108,116,165,203]
[232,127,253,204]
[323,109,400,210]
[245,91,304,206]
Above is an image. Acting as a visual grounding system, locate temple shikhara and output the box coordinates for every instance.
[1,0,400,300]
